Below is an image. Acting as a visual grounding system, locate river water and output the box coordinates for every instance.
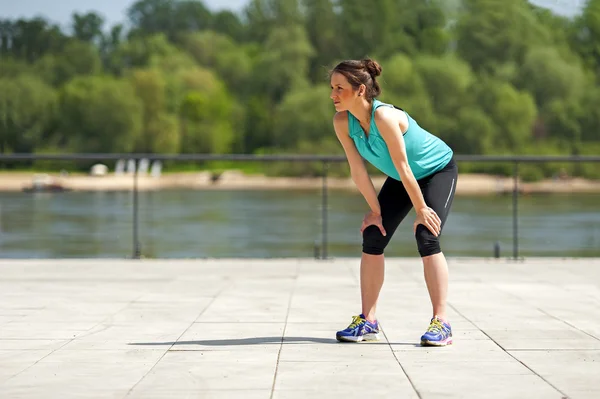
[0,190,598,258]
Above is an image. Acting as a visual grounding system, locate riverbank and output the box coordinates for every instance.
[1,170,600,195]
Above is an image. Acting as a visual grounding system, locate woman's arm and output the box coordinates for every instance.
[332,112,381,215]
[374,107,441,236]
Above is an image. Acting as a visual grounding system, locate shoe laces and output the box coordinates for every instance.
[347,315,365,329]
[427,318,445,334]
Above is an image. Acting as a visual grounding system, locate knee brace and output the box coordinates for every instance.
[415,224,441,257]
[362,225,389,255]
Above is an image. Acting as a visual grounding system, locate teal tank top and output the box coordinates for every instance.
[347,99,453,181]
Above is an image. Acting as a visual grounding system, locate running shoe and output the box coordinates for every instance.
[336,314,380,342]
[420,316,452,346]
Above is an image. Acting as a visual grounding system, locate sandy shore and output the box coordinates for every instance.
[1,170,599,195]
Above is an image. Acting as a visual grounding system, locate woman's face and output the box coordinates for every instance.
[330,72,359,112]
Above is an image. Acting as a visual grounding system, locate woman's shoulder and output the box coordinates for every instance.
[333,111,351,136]
[373,102,409,133]
[333,111,349,124]
[373,103,406,123]
[373,99,399,118]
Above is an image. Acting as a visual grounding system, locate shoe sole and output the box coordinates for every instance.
[420,338,453,347]
[336,333,380,343]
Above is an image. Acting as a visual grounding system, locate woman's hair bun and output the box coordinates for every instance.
[363,58,382,78]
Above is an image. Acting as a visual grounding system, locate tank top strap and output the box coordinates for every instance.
[369,99,394,138]
[372,99,394,112]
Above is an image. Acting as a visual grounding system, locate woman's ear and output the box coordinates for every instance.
[359,84,366,96]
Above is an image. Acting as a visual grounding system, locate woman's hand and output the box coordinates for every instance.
[360,211,386,236]
[414,207,441,237]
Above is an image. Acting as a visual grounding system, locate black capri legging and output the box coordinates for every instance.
[362,158,458,257]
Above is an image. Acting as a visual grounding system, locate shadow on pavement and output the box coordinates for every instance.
[128,336,420,347]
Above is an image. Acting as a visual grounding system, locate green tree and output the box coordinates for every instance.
[149,113,181,153]
[397,0,450,56]
[72,12,105,44]
[377,54,435,130]
[515,46,590,146]
[337,0,398,59]
[59,76,143,152]
[578,88,600,142]
[180,90,235,154]
[455,0,550,74]
[0,56,32,78]
[180,31,253,91]
[100,24,125,73]
[517,47,586,109]
[34,40,102,86]
[452,108,496,154]
[108,33,189,74]
[1,18,67,63]
[127,0,212,41]
[272,84,333,148]
[128,68,180,153]
[0,75,57,153]
[411,54,475,141]
[245,0,304,43]
[530,5,574,58]
[474,78,537,151]
[243,95,274,153]
[573,0,600,76]
[543,98,583,146]
[252,25,314,102]
[210,10,245,42]
[414,54,474,117]
[173,67,239,154]
[303,0,341,82]
[336,0,448,59]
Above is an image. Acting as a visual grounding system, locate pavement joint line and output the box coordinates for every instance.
[380,325,423,399]
[269,263,299,399]
[191,321,285,324]
[487,277,600,343]
[447,302,571,399]
[507,348,600,352]
[3,292,149,383]
[122,282,231,398]
[345,259,422,399]
[538,308,600,342]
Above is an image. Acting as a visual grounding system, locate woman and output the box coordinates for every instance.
[330,58,457,346]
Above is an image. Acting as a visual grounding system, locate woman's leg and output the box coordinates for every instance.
[336,177,412,342]
[422,253,449,320]
[359,177,413,321]
[416,159,458,345]
[360,253,385,322]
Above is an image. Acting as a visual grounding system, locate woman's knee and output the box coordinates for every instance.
[362,225,389,255]
[415,224,442,257]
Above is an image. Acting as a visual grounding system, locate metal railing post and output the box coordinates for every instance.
[133,164,141,259]
[512,161,519,261]
[321,161,329,260]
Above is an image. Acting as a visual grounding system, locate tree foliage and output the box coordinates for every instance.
[0,0,599,179]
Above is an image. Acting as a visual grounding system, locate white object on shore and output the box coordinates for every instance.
[115,160,125,175]
[138,158,150,175]
[126,159,136,175]
[151,161,162,178]
[90,164,108,177]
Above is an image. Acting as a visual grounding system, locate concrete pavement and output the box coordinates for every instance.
[0,257,599,398]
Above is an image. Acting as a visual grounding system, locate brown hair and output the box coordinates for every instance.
[330,58,382,102]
